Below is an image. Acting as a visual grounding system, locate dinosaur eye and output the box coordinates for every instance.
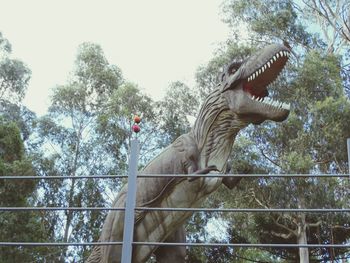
[228,61,242,75]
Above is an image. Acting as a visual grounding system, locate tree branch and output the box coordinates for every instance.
[332,224,350,230]
[307,220,322,228]
[260,149,282,168]
[262,229,294,240]
[273,215,298,236]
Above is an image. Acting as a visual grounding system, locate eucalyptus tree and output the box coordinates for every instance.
[35,42,125,260]
[187,1,350,262]
[35,42,163,261]
[0,32,31,104]
[155,81,199,147]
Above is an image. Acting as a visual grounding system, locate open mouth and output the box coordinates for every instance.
[243,50,291,111]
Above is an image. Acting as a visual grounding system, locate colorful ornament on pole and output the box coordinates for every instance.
[134,115,141,124]
[132,124,141,133]
[132,115,142,134]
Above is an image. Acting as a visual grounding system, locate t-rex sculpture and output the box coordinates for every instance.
[87,43,291,263]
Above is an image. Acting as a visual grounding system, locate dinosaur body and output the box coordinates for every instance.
[87,43,292,262]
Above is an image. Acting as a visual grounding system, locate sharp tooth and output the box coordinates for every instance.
[258,69,261,75]
[286,52,290,57]
[261,67,265,73]
[248,76,251,81]
[276,53,280,58]
[253,72,256,79]
[267,61,271,68]
[283,103,291,110]
[263,64,267,70]
[283,51,288,56]
[273,56,277,61]
[279,51,284,57]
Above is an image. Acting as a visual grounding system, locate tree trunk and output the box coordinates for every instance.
[63,179,76,242]
[297,199,309,263]
[63,126,81,256]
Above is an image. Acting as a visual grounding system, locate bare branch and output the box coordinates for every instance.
[262,230,293,240]
[332,225,350,230]
[307,220,322,228]
[260,149,282,168]
[273,215,298,236]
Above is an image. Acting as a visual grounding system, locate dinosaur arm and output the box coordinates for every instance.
[222,176,242,189]
[188,165,218,182]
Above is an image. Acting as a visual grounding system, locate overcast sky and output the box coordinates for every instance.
[0,0,230,115]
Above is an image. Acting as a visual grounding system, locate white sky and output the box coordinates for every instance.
[0,0,230,116]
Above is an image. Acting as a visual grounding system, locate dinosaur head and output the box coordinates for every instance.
[221,44,291,124]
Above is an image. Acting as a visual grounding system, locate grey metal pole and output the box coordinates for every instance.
[121,139,139,263]
[347,138,350,175]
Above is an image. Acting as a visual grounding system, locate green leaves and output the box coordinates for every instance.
[0,118,54,262]
[74,42,123,105]
[187,1,350,261]
[0,33,31,104]
[222,0,312,46]
[156,81,198,145]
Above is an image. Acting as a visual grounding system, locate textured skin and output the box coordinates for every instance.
[87,43,291,263]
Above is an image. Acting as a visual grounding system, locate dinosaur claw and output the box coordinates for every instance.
[188,165,219,182]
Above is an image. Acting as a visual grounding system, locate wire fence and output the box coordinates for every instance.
[1,207,349,213]
[1,138,350,262]
[1,173,350,180]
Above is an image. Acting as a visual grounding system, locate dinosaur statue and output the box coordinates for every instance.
[87,43,291,263]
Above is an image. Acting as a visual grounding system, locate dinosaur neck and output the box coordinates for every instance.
[192,89,248,172]
[199,111,247,172]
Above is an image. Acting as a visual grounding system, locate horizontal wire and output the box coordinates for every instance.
[1,173,349,250]
[133,242,350,248]
[0,242,122,247]
[0,242,348,248]
[135,207,350,213]
[138,173,350,178]
[0,175,127,180]
[0,207,125,211]
[0,173,349,180]
[0,207,349,213]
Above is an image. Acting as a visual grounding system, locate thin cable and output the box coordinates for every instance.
[1,173,349,180]
[0,242,348,248]
[0,207,349,213]
[134,242,350,248]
